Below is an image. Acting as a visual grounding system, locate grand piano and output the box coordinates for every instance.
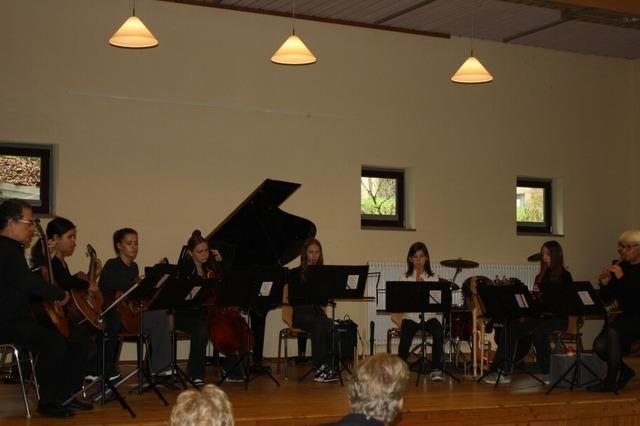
[204,178,317,365]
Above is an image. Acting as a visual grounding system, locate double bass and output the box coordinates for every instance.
[205,179,316,357]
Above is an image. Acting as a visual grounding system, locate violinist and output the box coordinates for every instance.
[0,199,92,417]
[484,240,571,385]
[31,216,101,379]
[99,228,173,377]
[289,238,337,382]
[394,242,444,382]
[590,230,640,392]
[175,230,223,386]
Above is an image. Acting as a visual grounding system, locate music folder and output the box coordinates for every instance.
[385,280,452,314]
[289,265,369,306]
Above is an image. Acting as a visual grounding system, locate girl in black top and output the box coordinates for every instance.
[485,240,570,385]
[99,228,172,376]
[175,230,222,385]
[590,230,640,392]
[290,238,337,382]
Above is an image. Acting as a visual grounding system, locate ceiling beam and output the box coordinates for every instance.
[374,0,438,25]
[503,18,569,42]
[554,0,640,16]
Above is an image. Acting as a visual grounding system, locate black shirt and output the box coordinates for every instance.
[51,256,89,291]
[600,261,640,318]
[0,235,65,323]
[323,413,385,426]
[289,266,326,322]
[536,268,573,317]
[99,257,138,304]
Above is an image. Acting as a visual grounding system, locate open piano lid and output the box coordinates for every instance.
[206,179,316,267]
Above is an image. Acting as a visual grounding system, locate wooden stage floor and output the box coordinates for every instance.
[2,358,640,426]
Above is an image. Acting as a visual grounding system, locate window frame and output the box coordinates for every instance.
[516,178,552,235]
[361,168,405,229]
[0,143,54,215]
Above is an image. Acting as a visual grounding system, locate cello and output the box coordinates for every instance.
[32,219,70,338]
[67,244,105,330]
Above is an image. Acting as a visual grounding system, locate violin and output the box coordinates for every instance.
[32,220,70,338]
[204,255,255,356]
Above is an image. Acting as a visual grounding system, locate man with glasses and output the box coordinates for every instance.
[589,230,640,392]
[0,199,92,417]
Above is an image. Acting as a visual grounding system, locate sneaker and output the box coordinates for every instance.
[539,374,551,385]
[430,369,444,382]
[483,372,511,384]
[84,374,99,381]
[192,378,204,387]
[154,368,176,377]
[108,371,122,382]
[313,364,330,381]
[618,366,636,389]
[225,376,245,383]
[314,369,339,383]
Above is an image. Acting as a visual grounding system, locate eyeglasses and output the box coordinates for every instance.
[15,218,36,226]
[618,243,639,251]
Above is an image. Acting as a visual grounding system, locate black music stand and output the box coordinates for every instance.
[546,281,610,394]
[146,269,215,390]
[214,267,285,390]
[291,265,369,386]
[475,283,542,386]
[386,281,460,384]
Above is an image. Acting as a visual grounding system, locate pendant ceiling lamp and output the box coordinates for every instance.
[451,2,492,84]
[271,1,316,65]
[109,0,158,49]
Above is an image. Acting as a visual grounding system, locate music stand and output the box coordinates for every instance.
[290,265,369,386]
[546,281,610,394]
[214,267,285,390]
[386,281,460,384]
[475,283,541,386]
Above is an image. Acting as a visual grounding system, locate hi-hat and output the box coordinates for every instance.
[440,258,479,269]
[527,253,542,262]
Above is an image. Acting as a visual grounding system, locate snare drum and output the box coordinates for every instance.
[450,308,473,341]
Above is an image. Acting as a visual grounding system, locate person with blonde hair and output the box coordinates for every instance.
[170,384,234,426]
[590,230,640,392]
[325,353,410,426]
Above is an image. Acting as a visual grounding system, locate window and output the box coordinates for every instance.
[361,168,405,228]
[0,143,53,215]
[516,178,552,234]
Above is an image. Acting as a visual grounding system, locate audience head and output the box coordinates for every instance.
[618,230,640,263]
[170,385,234,426]
[349,353,409,425]
[405,241,433,278]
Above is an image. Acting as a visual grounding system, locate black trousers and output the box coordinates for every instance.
[97,309,121,375]
[174,308,209,379]
[398,318,444,370]
[293,310,334,369]
[593,316,640,383]
[493,316,567,375]
[0,318,90,406]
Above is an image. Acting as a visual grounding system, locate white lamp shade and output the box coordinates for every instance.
[109,16,158,48]
[451,55,493,84]
[271,34,316,65]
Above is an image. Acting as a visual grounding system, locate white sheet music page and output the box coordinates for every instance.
[155,274,170,289]
[578,291,595,305]
[430,290,442,304]
[260,281,273,297]
[346,275,359,290]
[186,286,201,300]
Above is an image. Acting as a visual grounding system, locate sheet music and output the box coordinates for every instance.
[259,281,273,297]
[155,273,170,289]
[515,294,528,308]
[430,290,442,304]
[186,286,202,300]
[346,274,359,290]
[578,290,595,306]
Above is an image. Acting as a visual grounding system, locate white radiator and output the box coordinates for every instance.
[366,261,538,344]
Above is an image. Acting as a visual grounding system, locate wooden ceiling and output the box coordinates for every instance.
[160,0,640,59]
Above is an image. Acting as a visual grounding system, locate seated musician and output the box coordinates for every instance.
[175,230,223,386]
[589,230,640,392]
[289,237,338,382]
[0,199,92,417]
[484,240,570,385]
[99,228,173,377]
[31,217,102,379]
[394,241,444,382]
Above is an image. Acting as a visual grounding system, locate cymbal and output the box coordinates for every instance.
[527,253,542,262]
[440,258,479,269]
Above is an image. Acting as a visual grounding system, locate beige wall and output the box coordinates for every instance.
[2,0,637,357]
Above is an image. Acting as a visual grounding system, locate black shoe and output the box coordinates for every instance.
[295,356,310,364]
[38,403,75,418]
[618,366,636,389]
[587,381,618,392]
[66,398,93,412]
